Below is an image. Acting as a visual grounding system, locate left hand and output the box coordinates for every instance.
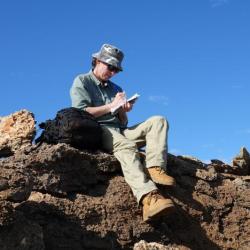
[122,101,133,112]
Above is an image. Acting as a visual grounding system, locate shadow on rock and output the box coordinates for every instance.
[146,205,220,250]
[3,200,122,250]
[167,154,218,221]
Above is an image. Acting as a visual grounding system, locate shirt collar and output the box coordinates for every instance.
[89,70,109,88]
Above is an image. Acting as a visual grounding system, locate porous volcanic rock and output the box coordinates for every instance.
[211,147,250,176]
[0,110,249,250]
[0,110,36,157]
[133,240,182,250]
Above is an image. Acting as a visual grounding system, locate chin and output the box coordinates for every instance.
[103,75,110,81]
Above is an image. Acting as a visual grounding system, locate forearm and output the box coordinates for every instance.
[118,110,128,125]
[85,92,128,118]
[85,104,112,118]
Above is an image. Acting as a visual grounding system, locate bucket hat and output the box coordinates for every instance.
[92,44,124,71]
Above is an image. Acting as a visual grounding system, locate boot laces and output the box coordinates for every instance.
[145,190,162,205]
[155,167,166,175]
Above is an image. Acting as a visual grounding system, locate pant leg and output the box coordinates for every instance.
[101,126,157,203]
[122,116,169,170]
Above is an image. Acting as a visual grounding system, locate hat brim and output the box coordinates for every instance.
[92,52,123,71]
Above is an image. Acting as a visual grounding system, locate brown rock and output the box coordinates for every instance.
[133,240,186,250]
[232,147,250,175]
[0,110,249,250]
[0,110,35,156]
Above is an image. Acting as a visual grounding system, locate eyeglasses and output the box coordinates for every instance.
[107,64,119,73]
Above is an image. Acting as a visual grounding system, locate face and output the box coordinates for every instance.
[93,60,119,82]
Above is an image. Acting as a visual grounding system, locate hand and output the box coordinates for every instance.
[122,101,133,112]
[110,92,126,110]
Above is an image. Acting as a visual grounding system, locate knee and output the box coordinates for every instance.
[148,116,169,130]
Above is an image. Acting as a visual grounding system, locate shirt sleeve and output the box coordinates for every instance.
[70,76,92,110]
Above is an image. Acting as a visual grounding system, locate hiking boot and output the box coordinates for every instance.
[142,190,175,222]
[146,167,176,186]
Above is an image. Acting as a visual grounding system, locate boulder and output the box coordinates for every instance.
[0,110,35,157]
[232,147,250,175]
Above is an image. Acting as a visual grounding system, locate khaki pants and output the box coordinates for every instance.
[101,116,169,203]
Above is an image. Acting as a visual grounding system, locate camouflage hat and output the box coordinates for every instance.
[92,44,124,71]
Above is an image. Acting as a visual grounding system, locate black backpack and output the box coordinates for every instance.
[36,107,102,150]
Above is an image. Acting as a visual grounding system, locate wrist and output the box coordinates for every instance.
[107,103,113,113]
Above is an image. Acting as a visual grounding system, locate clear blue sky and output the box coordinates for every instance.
[1,0,249,163]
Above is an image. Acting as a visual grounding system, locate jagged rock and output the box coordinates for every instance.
[36,107,102,150]
[211,147,250,175]
[232,147,250,175]
[133,240,184,250]
[177,155,204,166]
[0,110,249,250]
[0,110,35,157]
[0,172,32,202]
[0,143,120,197]
[167,154,218,181]
[211,159,225,165]
[0,142,249,249]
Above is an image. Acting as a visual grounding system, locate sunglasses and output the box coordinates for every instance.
[106,64,119,73]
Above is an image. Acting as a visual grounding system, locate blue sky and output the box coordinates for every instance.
[0,0,249,163]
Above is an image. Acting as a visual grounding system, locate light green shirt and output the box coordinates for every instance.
[70,70,125,129]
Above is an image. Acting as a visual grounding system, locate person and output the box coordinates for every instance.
[70,44,176,222]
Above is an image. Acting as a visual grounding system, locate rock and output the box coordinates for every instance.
[0,159,33,202]
[0,201,15,226]
[210,147,250,176]
[211,159,225,165]
[177,155,204,166]
[0,142,249,250]
[0,110,249,250]
[195,166,218,181]
[0,110,36,157]
[167,154,217,181]
[0,143,120,196]
[0,216,45,250]
[232,147,250,175]
[133,240,184,250]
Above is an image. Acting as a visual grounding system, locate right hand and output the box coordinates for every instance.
[110,92,126,109]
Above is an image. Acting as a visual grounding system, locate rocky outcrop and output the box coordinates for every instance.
[0,110,249,250]
[0,110,35,157]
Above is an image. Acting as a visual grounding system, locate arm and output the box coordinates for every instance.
[70,76,129,118]
[118,110,128,126]
[70,76,111,117]
[117,101,133,125]
[85,104,112,118]
[70,78,127,118]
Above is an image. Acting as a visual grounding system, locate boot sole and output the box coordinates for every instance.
[144,203,175,222]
